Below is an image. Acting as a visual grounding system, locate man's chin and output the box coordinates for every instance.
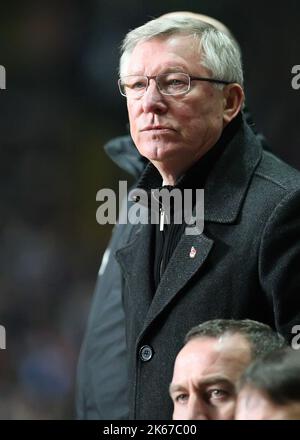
[136,142,180,162]
[140,150,177,163]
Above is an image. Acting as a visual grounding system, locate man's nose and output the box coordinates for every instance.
[186,397,209,420]
[141,79,168,114]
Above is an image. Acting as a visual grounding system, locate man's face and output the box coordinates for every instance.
[169,334,252,420]
[235,386,300,420]
[124,35,228,174]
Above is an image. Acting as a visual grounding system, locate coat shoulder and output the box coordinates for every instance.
[255,150,300,193]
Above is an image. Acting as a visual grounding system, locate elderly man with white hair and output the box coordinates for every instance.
[77,13,300,420]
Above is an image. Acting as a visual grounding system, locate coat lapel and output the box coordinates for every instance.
[140,228,214,337]
[116,222,214,341]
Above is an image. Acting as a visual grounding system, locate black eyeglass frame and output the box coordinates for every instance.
[118,73,233,97]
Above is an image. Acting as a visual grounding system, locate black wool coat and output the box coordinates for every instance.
[115,117,300,420]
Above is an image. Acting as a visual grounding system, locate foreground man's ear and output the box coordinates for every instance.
[222,83,245,126]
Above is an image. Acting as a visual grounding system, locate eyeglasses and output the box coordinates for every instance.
[118,72,232,98]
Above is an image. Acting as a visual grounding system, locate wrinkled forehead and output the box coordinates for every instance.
[121,34,203,76]
[217,333,252,357]
[175,334,252,373]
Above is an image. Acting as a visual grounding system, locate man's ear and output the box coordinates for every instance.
[222,84,244,126]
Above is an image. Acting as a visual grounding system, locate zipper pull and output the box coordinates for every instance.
[160,208,165,232]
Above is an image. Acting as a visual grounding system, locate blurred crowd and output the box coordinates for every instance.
[0,1,117,419]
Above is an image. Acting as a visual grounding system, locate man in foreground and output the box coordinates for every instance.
[170,319,286,420]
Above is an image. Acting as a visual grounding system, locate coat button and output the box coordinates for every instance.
[140,345,153,362]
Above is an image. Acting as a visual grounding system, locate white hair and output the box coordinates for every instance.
[119,16,244,88]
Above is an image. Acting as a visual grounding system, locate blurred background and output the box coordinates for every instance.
[0,0,299,419]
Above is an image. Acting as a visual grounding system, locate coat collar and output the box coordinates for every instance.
[204,115,262,222]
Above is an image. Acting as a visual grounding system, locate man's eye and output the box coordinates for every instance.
[161,75,189,93]
[131,81,146,90]
[165,79,186,89]
[168,79,184,86]
[174,393,188,404]
[207,389,229,402]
